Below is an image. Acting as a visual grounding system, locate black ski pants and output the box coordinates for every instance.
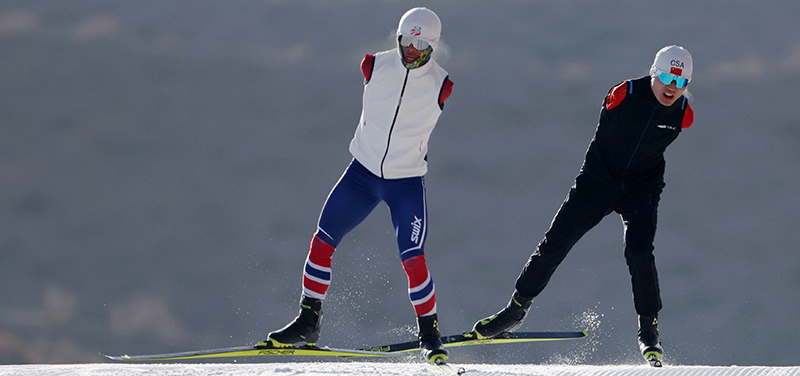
[514,181,663,316]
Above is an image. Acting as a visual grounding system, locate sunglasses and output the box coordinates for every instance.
[399,35,431,51]
[657,72,689,88]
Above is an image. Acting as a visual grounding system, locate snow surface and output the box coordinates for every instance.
[0,363,798,376]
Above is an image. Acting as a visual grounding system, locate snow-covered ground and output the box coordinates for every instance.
[1,363,799,376]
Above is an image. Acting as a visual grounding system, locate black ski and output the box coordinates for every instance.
[361,331,588,353]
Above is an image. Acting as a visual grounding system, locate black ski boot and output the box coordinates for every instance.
[418,314,448,364]
[471,291,532,338]
[638,314,663,367]
[263,296,323,348]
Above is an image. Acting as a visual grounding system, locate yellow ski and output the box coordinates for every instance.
[104,343,406,361]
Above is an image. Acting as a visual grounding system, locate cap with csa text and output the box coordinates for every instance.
[650,45,693,80]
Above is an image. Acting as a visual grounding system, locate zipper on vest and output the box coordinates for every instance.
[621,106,657,192]
[379,69,410,178]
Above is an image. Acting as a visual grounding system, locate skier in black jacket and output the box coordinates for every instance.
[470,45,694,367]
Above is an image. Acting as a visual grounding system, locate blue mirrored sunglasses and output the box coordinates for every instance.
[399,35,431,51]
[657,72,689,88]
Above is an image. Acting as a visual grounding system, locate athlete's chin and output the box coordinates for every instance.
[656,95,678,107]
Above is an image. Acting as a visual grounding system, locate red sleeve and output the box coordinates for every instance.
[360,54,375,83]
[605,81,628,110]
[438,77,453,109]
[682,103,694,128]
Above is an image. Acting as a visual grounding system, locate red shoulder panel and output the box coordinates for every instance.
[605,81,628,110]
[682,103,694,128]
[438,77,453,107]
[361,54,375,82]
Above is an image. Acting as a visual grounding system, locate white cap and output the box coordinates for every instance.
[650,45,693,81]
[397,7,441,50]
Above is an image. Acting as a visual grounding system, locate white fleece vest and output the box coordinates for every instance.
[349,49,450,179]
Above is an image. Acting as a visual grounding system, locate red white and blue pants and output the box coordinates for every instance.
[301,159,437,317]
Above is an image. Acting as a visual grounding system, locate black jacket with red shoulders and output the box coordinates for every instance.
[577,76,694,192]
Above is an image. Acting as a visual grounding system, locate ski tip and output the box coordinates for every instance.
[428,361,467,375]
[647,357,663,367]
[101,353,130,361]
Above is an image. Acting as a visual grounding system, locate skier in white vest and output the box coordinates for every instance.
[263,7,454,364]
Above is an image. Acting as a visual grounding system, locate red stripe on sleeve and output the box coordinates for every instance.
[682,103,694,128]
[605,81,628,110]
[361,54,375,83]
[438,77,453,107]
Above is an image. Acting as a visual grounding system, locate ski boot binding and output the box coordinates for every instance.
[261,296,323,348]
[471,291,532,338]
[418,314,448,364]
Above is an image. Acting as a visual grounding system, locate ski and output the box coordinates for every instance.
[360,331,588,353]
[103,331,587,362]
[103,342,407,361]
